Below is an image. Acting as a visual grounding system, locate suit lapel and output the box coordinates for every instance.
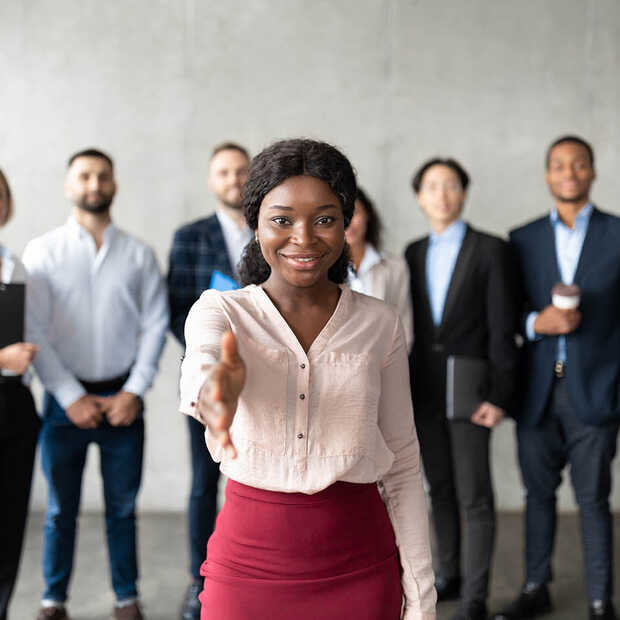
[415,237,435,329]
[538,217,561,292]
[573,207,606,285]
[437,226,477,336]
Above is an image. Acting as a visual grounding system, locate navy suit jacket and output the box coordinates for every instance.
[510,206,620,427]
[167,214,234,346]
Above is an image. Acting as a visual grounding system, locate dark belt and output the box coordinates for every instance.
[554,360,565,379]
[78,371,130,394]
[0,374,23,386]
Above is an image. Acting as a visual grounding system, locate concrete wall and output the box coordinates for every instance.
[1,0,619,511]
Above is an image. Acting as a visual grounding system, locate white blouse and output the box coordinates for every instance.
[348,244,414,351]
[180,284,436,619]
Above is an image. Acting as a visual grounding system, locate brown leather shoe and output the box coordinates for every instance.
[36,607,69,620]
[112,602,144,620]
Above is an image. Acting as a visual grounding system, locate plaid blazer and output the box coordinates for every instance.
[167,214,234,346]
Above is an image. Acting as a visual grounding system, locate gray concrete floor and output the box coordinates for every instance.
[10,512,620,619]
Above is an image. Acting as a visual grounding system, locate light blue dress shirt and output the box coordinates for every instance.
[426,219,467,326]
[525,203,593,362]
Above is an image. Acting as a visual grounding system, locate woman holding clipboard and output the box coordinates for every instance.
[179,140,435,620]
[0,168,41,620]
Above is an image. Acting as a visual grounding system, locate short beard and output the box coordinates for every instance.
[554,191,589,205]
[77,198,113,214]
[220,198,243,210]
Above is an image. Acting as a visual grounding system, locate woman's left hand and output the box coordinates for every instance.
[470,401,505,428]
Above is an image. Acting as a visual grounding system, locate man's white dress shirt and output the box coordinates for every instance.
[22,217,169,409]
[215,210,252,278]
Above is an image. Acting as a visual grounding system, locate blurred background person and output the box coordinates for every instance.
[494,136,620,620]
[405,158,519,620]
[167,142,251,620]
[0,168,41,620]
[23,149,168,620]
[345,187,413,350]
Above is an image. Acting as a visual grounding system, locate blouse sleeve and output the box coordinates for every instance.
[378,314,436,620]
[179,290,230,461]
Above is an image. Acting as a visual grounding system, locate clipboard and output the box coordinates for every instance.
[446,355,489,421]
[0,282,25,348]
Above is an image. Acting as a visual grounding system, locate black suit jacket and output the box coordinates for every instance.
[167,214,235,346]
[405,224,519,417]
[509,206,620,427]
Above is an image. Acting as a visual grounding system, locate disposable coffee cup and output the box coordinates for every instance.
[551,283,580,310]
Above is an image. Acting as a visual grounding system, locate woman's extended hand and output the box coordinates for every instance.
[196,331,246,459]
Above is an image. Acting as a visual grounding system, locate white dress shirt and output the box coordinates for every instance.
[348,243,414,350]
[22,217,169,409]
[180,285,436,619]
[215,209,253,277]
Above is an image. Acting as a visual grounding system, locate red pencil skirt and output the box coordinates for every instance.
[200,479,403,620]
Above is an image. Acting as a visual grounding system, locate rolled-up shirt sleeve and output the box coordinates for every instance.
[23,240,86,408]
[378,315,436,620]
[123,247,169,397]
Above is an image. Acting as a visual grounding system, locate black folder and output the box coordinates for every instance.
[446,355,489,420]
[0,282,25,348]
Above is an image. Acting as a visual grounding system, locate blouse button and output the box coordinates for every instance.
[190,401,196,407]
[297,433,304,439]
[299,394,305,400]
[300,363,306,369]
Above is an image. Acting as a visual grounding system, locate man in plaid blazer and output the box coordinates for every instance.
[167,142,251,620]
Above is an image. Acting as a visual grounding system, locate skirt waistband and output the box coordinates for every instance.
[225,479,377,504]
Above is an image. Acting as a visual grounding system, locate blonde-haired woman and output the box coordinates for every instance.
[0,168,41,620]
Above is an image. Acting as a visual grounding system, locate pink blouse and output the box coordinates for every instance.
[180,284,436,619]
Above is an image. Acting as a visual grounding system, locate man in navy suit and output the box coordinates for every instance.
[493,136,620,620]
[167,142,251,620]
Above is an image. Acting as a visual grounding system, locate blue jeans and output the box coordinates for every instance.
[39,392,144,603]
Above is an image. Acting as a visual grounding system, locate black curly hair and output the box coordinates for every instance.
[238,138,356,286]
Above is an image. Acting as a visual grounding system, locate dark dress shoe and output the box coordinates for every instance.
[492,584,552,619]
[180,579,202,620]
[590,600,618,620]
[452,599,488,620]
[435,575,462,601]
[36,608,69,620]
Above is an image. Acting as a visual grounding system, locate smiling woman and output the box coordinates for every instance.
[237,139,354,287]
[179,139,436,620]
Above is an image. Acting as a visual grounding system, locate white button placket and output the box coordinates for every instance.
[294,355,310,471]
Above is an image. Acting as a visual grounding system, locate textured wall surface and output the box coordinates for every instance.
[1,0,619,511]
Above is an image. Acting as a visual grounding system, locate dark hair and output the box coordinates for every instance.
[411,158,470,193]
[238,138,356,286]
[67,148,114,170]
[0,168,13,226]
[211,142,250,161]
[355,186,383,250]
[546,135,594,168]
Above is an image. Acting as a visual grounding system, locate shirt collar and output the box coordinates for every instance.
[216,208,249,237]
[356,243,382,276]
[549,202,593,227]
[66,216,116,243]
[429,218,466,245]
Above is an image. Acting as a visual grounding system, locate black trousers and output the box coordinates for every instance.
[0,382,40,620]
[416,410,495,605]
[187,415,221,580]
[517,377,619,601]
